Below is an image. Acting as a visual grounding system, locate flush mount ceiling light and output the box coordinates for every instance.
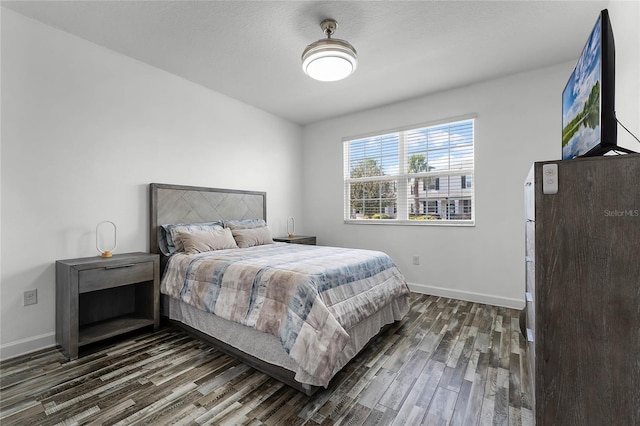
[302,19,357,82]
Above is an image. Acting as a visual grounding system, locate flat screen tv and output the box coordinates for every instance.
[561,9,628,160]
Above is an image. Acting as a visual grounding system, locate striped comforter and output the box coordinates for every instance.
[161,243,410,387]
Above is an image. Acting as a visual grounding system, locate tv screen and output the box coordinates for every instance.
[562,10,616,160]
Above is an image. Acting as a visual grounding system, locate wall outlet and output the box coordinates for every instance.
[24,289,37,306]
[412,255,420,265]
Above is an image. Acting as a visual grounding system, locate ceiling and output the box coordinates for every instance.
[2,0,609,125]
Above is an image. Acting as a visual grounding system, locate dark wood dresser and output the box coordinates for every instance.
[524,154,640,425]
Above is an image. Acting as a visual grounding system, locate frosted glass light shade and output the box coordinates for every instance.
[302,39,357,81]
[301,19,357,82]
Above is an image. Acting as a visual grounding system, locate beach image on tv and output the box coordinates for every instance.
[562,17,601,160]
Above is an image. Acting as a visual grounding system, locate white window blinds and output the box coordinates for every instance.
[344,118,475,225]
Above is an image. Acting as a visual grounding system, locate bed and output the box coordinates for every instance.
[149,183,411,395]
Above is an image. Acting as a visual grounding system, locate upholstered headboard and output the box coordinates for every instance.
[149,183,267,256]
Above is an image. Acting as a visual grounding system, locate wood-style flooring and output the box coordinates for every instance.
[0,294,532,425]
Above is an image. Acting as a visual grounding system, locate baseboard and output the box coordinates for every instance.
[0,332,56,361]
[1,285,523,361]
[408,282,525,310]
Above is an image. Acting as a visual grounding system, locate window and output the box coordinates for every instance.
[344,117,474,225]
[461,175,472,189]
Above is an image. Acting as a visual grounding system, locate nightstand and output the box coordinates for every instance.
[56,252,159,359]
[273,236,316,245]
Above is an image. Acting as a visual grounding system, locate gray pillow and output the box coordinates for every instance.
[176,227,238,254]
[231,227,274,248]
[224,219,267,230]
[160,222,223,254]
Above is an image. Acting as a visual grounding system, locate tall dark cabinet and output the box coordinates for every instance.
[524,154,640,425]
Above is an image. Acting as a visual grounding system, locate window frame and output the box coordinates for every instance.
[343,115,476,227]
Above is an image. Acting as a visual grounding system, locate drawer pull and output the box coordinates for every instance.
[105,263,136,270]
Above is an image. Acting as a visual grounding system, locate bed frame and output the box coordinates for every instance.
[149,183,321,395]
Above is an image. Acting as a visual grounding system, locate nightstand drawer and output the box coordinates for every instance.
[79,261,154,293]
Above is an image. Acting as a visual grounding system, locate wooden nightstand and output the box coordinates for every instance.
[273,236,316,245]
[56,252,159,359]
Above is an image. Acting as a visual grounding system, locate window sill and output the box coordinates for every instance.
[343,219,475,227]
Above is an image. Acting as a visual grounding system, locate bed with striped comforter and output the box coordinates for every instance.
[161,242,410,387]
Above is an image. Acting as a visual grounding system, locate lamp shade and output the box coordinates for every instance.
[302,19,357,82]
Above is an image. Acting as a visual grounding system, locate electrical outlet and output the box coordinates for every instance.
[24,289,37,306]
[412,255,420,265]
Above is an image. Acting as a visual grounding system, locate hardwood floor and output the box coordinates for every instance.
[0,294,532,425]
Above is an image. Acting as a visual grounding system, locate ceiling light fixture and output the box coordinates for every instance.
[302,19,357,82]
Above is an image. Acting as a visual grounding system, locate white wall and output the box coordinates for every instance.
[302,64,568,309]
[301,0,640,309]
[608,0,640,151]
[0,10,303,359]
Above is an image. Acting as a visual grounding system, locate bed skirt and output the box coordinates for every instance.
[161,293,410,391]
